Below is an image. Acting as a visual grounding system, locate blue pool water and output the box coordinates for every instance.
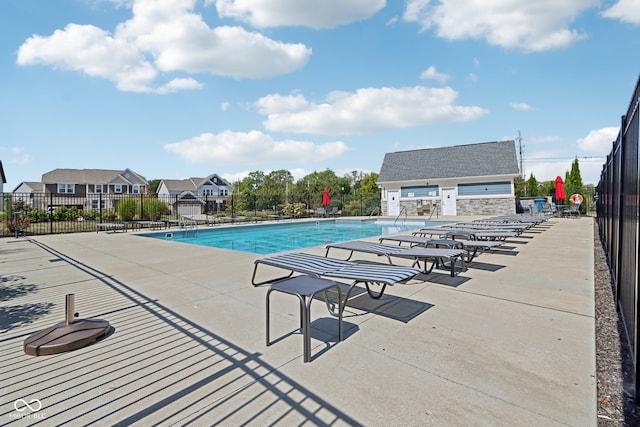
[139,219,449,255]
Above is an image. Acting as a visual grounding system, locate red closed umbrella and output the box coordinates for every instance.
[555,176,566,202]
[322,187,331,206]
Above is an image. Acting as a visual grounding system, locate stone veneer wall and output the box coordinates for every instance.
[381,197,515,217]
[454,197,516,216]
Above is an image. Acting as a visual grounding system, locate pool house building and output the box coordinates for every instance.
[377,140,521,217]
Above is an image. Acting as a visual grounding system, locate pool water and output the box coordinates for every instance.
[139,219,448,255]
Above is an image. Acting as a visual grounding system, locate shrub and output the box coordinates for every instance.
[25,208,48,223]
[142,198,168,221]
[101,210,118,221]
[6,218,30,234]
[117,198,139,221]
[51,206,81,221]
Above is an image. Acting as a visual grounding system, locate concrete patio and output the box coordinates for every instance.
[0,216,596,426]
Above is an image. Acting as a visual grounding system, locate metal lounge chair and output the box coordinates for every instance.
[252,252,421,300]
[378,235,503,262]
[254,253,420,362]
[450,222,530,234]
[324,240,466,277]
[414,228,517,241]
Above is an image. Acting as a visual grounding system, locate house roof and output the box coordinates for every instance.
[41,168,147,185]
[161,179,198,193]
[13,181,43,192]
[160,175,232,193]
[378,140,520,183]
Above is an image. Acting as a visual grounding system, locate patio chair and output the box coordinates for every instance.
[324,240,466,277]
[562,204,581,218]
[378,235,503,262]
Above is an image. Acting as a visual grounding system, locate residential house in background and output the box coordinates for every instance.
[16,168,149,212]
[12,181,43,207]
[156,174,233,216]
[377,140,520,217]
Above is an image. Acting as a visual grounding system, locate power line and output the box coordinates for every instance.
[523,156,605,163]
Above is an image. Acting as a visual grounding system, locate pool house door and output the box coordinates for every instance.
[387,191,400,216]
[441,188,457,216]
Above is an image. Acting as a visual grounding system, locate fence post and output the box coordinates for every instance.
[48,192,53,233]
[140,193,144,220]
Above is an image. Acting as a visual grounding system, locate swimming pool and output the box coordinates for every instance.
[139,219,449,255]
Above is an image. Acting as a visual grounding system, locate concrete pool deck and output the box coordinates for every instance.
[1,215,596,426]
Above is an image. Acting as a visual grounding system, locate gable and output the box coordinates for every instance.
[378,140,520,183]
[41,168,148,185]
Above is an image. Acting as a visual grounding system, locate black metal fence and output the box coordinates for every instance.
[0,192,382,237]
[597,75,640,401]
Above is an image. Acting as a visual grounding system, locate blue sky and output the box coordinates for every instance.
[1,0,639,191]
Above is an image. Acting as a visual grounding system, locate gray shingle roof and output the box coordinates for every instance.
[41,168,147,184]
[378,140,520,182]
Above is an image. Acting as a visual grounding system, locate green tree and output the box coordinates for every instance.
[539,180,555,199]
[513,176,525,198]
[565,157,585,212]
[526,174,539,197]
[147,179,161,195]
[260,169,293,211]
[358,172,379,195]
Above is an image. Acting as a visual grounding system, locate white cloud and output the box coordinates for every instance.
[510,102,534,111]
[403,0,599,52]
[213,0,386,29]
[529,135,561,143]
[2,147,33,166]
[419,65,451,83]
[16,0,311,93]
[256,86,488,135]
[156,78,204,94]
[163,130,349,165]
[576,127,618,152]
[602,0,640,25]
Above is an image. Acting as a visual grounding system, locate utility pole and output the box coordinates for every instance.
[517,130,524,178]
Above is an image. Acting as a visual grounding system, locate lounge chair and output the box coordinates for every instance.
[378,235,503,262]
[252,252,421,301]
[324,240,466,277]
[254,253,420,362]
[413,228,517,241]
[96,222,127,233]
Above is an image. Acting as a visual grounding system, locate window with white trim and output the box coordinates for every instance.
[132,184,140,194]
[114,184,123,193]
[458,181,511,196]
[58,183,74,194]
[95,184,103,193]
[401,185,439,198]
[91,199,105,210]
